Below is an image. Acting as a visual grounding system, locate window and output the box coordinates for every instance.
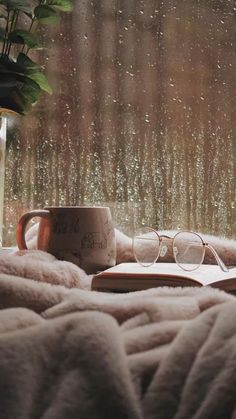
[4,0,236,245]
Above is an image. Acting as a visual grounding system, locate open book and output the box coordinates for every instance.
[91,262,236,293]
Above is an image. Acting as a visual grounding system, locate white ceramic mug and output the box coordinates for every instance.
[16,206,116,274]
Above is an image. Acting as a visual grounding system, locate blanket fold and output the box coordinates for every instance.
[0,246,236,418]
[0,311,141,419]
[142,302,236,419]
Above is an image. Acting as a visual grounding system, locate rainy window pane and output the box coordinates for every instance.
[4,0,236,245]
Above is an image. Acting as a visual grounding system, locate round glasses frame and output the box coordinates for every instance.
[132,227,229,272]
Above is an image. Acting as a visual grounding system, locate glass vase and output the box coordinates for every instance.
[0,116,7,247]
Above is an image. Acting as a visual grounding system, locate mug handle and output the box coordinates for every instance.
[16,209,50,250]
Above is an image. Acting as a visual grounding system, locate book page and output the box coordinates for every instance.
[186,264,236,286]
[99,263,236,286]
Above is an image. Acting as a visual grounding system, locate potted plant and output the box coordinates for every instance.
[0,0,73,246]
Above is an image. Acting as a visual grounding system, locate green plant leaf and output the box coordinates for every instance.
[0,71,41,114]
[17,53,52,94]
[0,54,52,97]
[9,29,42,49]
[27,71,52,94]
[17,76,41,107]
[0,0,73,114]
[0,0,32,14]
[34,5,60,25]
[0,60,43,114]
[47,0,73,12]
[17,52,40,70]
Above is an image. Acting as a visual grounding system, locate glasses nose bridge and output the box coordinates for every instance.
[159,235,173,242]
[159,235,174,250]
[159,235,174,258]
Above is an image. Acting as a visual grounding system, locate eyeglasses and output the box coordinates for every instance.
[132,227,229,272]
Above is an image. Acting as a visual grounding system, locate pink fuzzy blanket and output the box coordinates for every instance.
[0,228,236,418]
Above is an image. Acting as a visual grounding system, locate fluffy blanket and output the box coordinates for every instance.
[1,229,236,418]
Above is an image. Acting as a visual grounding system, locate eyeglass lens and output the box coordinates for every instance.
[133,228,206,271]
[173,231,205,271]
[132,226,160,267]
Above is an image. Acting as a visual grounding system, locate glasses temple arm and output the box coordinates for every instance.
[176,241,229,272]
[205,244,229,272]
